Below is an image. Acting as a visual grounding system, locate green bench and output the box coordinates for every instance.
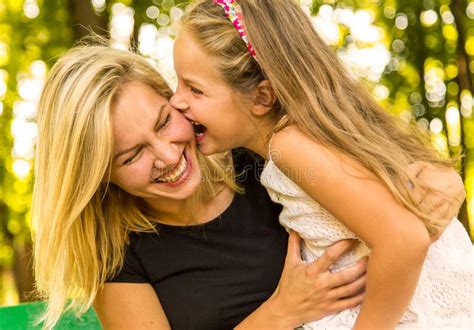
[0,302,101,329]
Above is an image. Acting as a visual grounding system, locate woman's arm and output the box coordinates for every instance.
[270,127,431,329]
[94,283,171,330]
[237,232,368,329]
[95,236,367,330]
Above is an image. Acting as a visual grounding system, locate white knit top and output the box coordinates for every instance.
[261,157,474,328]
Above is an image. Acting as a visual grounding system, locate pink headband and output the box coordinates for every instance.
[213,0,257,60]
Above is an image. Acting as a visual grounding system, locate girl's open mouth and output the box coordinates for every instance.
[192,122,207,142]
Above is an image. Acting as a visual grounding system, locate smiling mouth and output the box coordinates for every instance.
[153,152,189,184]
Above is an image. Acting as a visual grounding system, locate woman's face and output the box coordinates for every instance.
[170,30,255,156]
[110,81,201,203]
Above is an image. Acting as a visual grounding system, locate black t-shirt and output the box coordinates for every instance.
[109,149,288,329]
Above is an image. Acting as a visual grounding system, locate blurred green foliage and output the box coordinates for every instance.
[0,0,472,305]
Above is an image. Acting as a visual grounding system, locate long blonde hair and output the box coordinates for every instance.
[180,0,454,233]
[32,44,237,328]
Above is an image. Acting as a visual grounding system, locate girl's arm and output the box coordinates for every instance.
[270,126,431,329]
[401,161,465,241]
[94,283,171,329]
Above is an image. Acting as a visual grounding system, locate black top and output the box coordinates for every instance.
[109,149,288,329]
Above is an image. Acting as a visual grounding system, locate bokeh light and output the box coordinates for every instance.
[461,90,473,118]
[424,60,446,108]
[417,118,430,131]
[146,6,160,19]
[445,104,461,147]
[12,160,31,180]
[430,118,450,158]
[23,0,39,19]
[430,117,444,134]
[373,84,390,101]
[313,6,340,45]
[395,13,408,30]
[420,10,438,27]
[0,41,10,67]
[170,6,184,22]
[91,0,106,13]
[467,2,474,19]
[441,10,455,25]
[110,3,134,50]
[17,78,43,102]
[30,60,47,79]
[157,13,170,26]
[0,80,6,99]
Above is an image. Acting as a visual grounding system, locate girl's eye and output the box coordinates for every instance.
[190,86,203,95]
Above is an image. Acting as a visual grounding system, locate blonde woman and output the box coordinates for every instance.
[169,0,473,328]
[33,43,464,330]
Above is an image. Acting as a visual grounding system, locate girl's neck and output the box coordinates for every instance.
[244,115,277,160]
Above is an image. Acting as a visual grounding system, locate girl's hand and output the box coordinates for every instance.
[404,162,465,241]
[267,231,367,327]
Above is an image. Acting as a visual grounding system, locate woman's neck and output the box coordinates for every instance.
[145,182,235,226]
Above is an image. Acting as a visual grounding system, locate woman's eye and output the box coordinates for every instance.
[158,113,172,130]
[190,86,203,95]
[123,155,136,166]
[123,148,143,165]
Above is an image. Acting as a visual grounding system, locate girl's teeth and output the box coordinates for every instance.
[157,155,187,183]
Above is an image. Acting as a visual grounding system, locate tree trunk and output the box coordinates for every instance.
[70,0,109,42]
[451,0,472,93]
[13,239,36,302]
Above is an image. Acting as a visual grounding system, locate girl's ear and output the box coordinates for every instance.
[251,80,277,116]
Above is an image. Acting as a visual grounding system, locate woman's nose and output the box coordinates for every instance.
[151,150,181,179]
[150,143,182,169]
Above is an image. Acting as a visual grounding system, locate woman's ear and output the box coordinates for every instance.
[251,80,277,116]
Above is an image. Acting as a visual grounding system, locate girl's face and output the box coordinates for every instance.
[170,30,256,155]
[110,81,201,204]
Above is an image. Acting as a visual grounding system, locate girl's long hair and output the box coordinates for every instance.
[181,0,454,234]
[32,44,237,328]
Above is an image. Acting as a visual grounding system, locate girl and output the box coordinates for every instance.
[171,0,473,328]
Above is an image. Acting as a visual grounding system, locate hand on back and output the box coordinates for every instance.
[268,231,367,327]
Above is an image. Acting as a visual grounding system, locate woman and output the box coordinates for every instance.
[32,44,465,329]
